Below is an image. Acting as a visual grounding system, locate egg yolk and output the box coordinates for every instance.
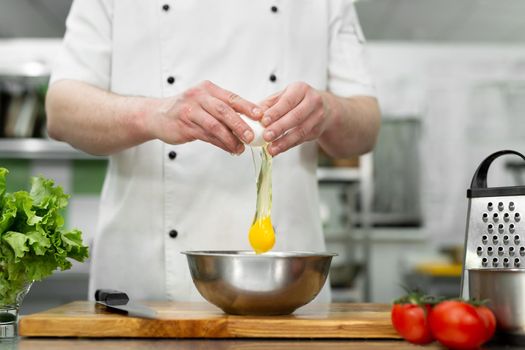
[248,216,275,254]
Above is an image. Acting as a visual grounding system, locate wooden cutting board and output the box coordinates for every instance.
[19,302,400,339]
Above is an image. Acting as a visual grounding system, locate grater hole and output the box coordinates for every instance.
[488,246,494,255]
[515,235,520,243]
[499,202,505,211]
[494,213,499,221]
[516,213,521,222]
[503,235,509,243]
[498,246,504,255]
[482,235,488,243]
[482,213,488,219]
[504,213,510,221]
[521,247,525,256]
[510,202,515,211]
[493,236,499,243]
[504,257,510,267]
[493,257,499,267]
[488,224,494,233]
[477,246,483,255]
[510,246,516,255]
[510,224,516,233]
[516,258,521,267]
[482,257,488,266]
[488,202,494,211]
[499,224,505,233]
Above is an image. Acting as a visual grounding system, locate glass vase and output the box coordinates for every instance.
[0,282,32,339]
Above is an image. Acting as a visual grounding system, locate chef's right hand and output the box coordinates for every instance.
[147,80,262,154]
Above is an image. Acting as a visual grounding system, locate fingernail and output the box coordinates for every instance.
[243,130,253,143]
[252,108,262,117]
[269,145,278,155]
[236,144,244,154]
[264,130,275,141]
[262,117,271,126]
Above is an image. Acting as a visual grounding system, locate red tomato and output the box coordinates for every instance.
[391,303,434,344]
[428,300,496,350]
[476,305,497,342]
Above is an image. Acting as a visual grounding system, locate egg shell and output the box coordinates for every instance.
[239,114,266,147]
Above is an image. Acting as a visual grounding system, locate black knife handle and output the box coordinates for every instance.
[95,289,130,306]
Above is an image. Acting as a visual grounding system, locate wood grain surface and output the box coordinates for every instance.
[16,339,445,350]
[19,302,401,339]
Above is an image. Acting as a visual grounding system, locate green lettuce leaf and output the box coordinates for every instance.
[26,228,52,256]
[0,168,7,200]
[0,168,89,306]
[60,229,89,261]
[3,231,30,261]
[0,195,17,236]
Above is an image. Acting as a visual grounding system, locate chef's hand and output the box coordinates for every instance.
[148,80,262,154]
[259,82,332,157]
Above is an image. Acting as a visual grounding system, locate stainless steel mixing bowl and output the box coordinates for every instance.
[182,250,336,315]
[469,268,525,335]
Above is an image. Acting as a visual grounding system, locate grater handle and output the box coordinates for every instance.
[471,150,525,189]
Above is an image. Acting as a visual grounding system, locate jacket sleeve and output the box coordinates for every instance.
[327,0,376,98]
[50,0,113,90]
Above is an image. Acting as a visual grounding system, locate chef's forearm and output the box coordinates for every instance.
[46,80,154,155]
[318,93,381,159]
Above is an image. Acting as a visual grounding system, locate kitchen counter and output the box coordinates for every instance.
[7,338,445,350]
[13,302,515,349]
[8,338,521,349]
[19,302,399,338]
[10,302,519,349]
[12,302,430,349]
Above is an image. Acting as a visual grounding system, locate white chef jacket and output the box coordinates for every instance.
[51,0,375,303]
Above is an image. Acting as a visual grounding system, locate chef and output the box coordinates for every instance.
[46,0,381,303]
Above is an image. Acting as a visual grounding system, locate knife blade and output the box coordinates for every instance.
[95,289,157,319]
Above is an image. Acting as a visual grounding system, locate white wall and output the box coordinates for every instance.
[367,43,525,246]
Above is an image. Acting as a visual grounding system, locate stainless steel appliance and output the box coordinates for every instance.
[469,269,525,336]
[461,150,525,298]
[0,61,49,138]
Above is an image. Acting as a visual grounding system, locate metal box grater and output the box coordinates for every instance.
[461,150,525,298]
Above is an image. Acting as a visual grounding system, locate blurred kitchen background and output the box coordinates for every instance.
[1,0,525,313]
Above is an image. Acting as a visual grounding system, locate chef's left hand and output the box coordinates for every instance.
[259,82,332,157]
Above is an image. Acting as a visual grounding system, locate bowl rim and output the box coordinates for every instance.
[181,250,337,258]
